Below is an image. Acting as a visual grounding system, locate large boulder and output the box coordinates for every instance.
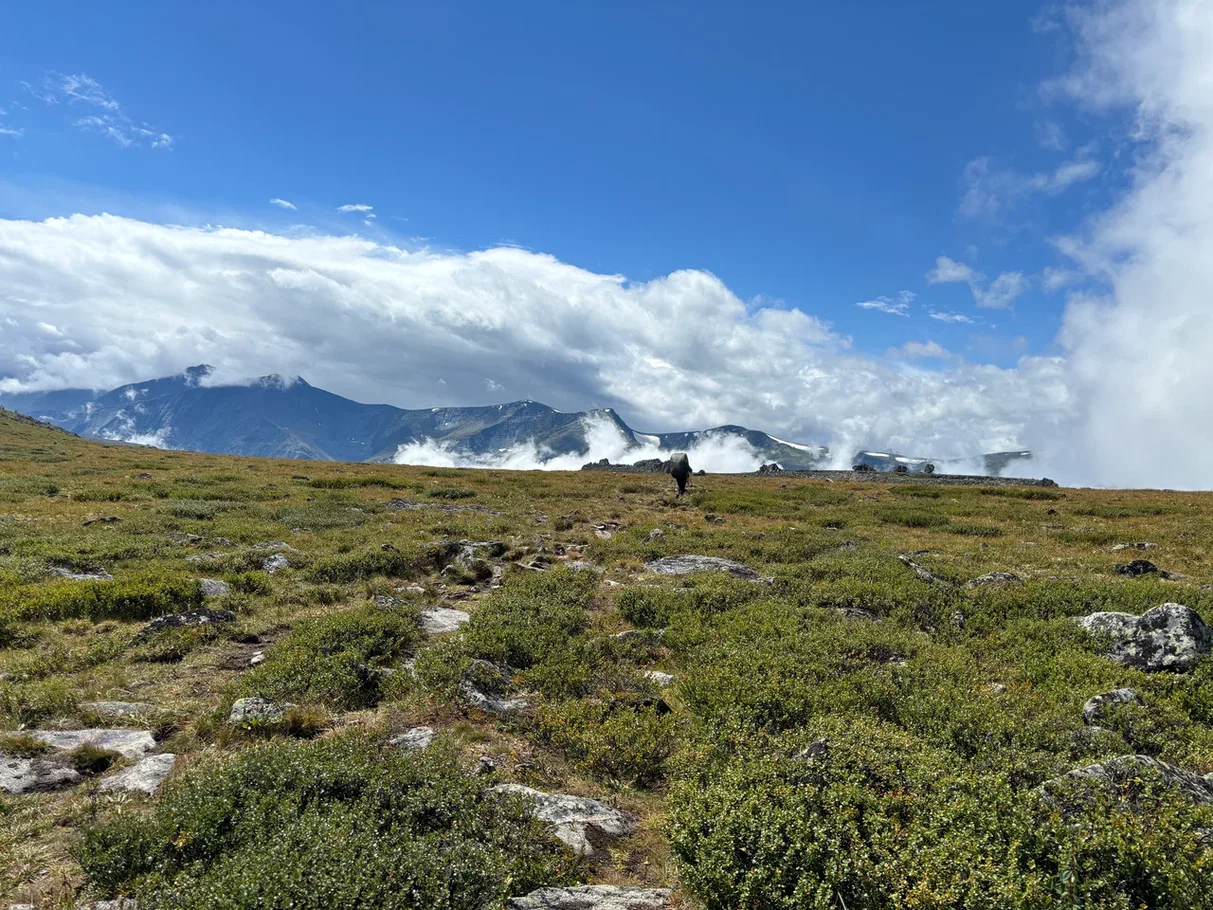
[507,887,673,909]
[199,578,230,599]
[1043,754,1213,810]
[490,784,634,855]
[420,606,471,634]
[229,697,293,724]
[0,755,81,794]
[1075,603,1213,672]
[388,726,436,751]
[646,555,762,581]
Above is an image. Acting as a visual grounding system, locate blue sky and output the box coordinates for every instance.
[0,2,1111,367]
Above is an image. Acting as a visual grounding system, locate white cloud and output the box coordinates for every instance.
[29,72,175,150]
[484,377,504,393]
[926,256,979,284]
[972,271,1028,309]
[855,290,914,317]
[899,340,950,360]
[269,198,297,210]
[337,203,373,213]
[1042,266,1081,291]
[928,311,977,324]
[1035,119,1068,151]
[0,213,1072,468]
[959,154,1101,220]
[0,127,22,138]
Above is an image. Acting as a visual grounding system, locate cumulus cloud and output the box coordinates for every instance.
[899,341,951,360]
[269,198,297,210]
[926,256,1025,310]
[855,290,914,317]
[0,212,1072,467]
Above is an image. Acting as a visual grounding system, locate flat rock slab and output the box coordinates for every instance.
[0,755,81,794]
[646,555,762,580]
[491,784,634,856]
[461,683,528,716]
[965,572,1023,588]
[80,701,158,718]
[508,886,673,909]
[48,566,113,582]
[200,578,230,598]
[420,606,470,634]
[31,729,156,760]
[1076,603,1213,672]
[389,726,435,750]
[98,754,176,795]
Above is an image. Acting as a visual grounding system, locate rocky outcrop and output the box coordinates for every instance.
[140,607,235,636]
[98,754,177,795]
[30,729,156,760]
[389,726,435,750]
[965,572,1023,588]
[1082,688,1143,725]
[262,552,290,574]
[1075,603,1212,671]
[641,670,674,687]
[48,564,113,582]
[507,886,673,909]
[490,784,634,855]
[199,578,230,598]
[0,755,81,794]
[1043,754,1213,809]
[420,606,470,634]
[460,683,528,716]
[229,697,293,724]
[646,555,762,581]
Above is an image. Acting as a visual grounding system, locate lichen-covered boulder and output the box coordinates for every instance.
[1075,603,1213,671]
[646,555,761,580]
[490,784,634,855]
[98,754,177,795]
[1082,688,1143,725]
[507,886,673,909]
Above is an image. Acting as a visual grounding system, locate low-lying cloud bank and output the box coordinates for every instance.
[1,1,1211,489]
[393,414,769,473]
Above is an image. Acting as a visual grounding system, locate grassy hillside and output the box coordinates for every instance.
[2,408,1212,908]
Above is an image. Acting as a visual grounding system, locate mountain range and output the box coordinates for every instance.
[0,365,1032,474]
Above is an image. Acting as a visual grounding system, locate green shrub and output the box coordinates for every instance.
[536,697,677,787]
[307,476,411,490]
[426,487,476,500]
[3,574,202,621]
[78,735,577,908]
[235,602,420,709]
[69,743,123,774]
[876,507,950,528]
[73,488,127,502]
[980,487,1064,501]
[305,542,455,584]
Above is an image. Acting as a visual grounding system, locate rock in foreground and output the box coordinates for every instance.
[420,606,471,634]
[0,755,81,794]
[98,754,177,795]
[1082,688,1143,725]
[30,729,156,760]
[490,783,634,855]
[1075,603,1213,672]
[646,555,762,580]
[507,886,673,909]
[1044,754,1213,809]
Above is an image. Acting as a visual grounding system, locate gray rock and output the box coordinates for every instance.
[567,560,602,572]
[199,578,230,599]
[612,629,665,646]
[184,552,228,564]
[988,682,1008,694]
[248,650,265,666]
[229,697,294,724]
[80,701,158,719]
[646,555,762,580]
[507,886,673,909]
[420,606,470,634]
[30,729,156,760]
[389,726,435,751]
[81,901,138,910]
[1075,603,1213,671]
[490,784,634,855]
[1044,755,1213,809]
[646,528,665,541]
[8,903,36,910]
[460,683,528,715]
[373,594,398,607]
[262,552,290,574]
[1109,542,1158,552]
[897,554,942,585]
[211,538,235,547]
[48,565,113,582]
[98,754,176,795]
[1082,688,1144,725]
[641,670,675,687]
[140,607,235,636]
[0,755,81,794]
[836,606,881,623]
[965,572,1023,588]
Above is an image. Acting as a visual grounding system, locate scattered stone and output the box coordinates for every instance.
[1110,542,1158,552]
[184,552,227,564]
[646,528,665,541]
[1043,754,1213,810]
[81,900,138,910]
[140,607,235,636]
[83,516,122,526]
[965,572,1023,589]
[507,886,673,910]
[1082,688,1144,725]
[30,729,156,760]
[594,525,616,540]
[388,726,435,751]
[646,555,762,581]
[48,565,113,582]
[475,756,498,776]
[704,513,724,524]
[212,537,235,547]
[0,755,81,794]
[373,594,398,608]
[567,560,602,573]
[836,606,880,622]
[757,463,783,475]
[612,629,665,646]
[229,697,293,724]
[79,701,157,719]
[988,683,1008,694]
[248,651,265,667]
[641,670,675,687]
[794,738,830,762]
[461,683,528,716]
[262,553,290,574]
[384,498,501,516]
[170,533,205,545]
[490,784,634,855]
[1115,559,1161,577]
[897,554,943,585]
[420,606,471,634]
[951,610,967,631]
[1075,603,1213,672]
[398,584,427,595]
[98,754,176,795]
[199,578,230,599]
[134,472,154,479]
